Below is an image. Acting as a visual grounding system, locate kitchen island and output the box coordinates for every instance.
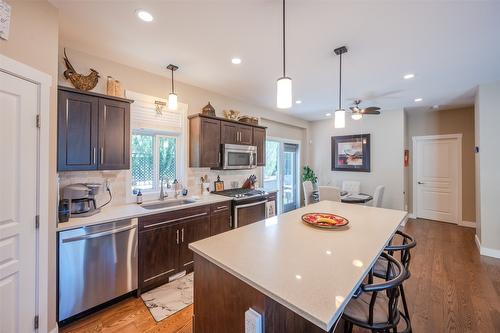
[189,200,407,332]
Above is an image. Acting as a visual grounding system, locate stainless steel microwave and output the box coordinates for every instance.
[222,144,257,169]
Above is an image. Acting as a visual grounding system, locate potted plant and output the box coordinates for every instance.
[302,166,318,189]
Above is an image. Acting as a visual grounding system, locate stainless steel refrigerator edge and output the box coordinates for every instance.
[58,219,138,321]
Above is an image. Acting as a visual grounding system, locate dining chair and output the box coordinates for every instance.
[372,185,385,207]
[303,181,314,206]
[373,230,416,333]
[318,186,341,202]
[341,252,409,333]
[342,180,361,194]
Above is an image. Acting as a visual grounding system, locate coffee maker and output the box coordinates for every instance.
[63,183,102,217]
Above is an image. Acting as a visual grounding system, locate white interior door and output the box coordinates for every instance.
[414,136,460,224]
[0,71,39,332]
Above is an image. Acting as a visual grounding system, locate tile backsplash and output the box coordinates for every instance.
[58,167,262,207]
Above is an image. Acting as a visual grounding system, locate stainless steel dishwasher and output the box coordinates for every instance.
[58,218,138,322]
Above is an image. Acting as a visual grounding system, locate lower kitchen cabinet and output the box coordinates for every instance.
[138,205,211,294]
[210,201,232,236]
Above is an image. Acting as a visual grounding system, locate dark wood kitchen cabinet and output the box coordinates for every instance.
[253,127,266,166]
[189,115,221,168]
[189,114,267,168]
[138,205,211,293]
[57,86,133,171]
[221,120,253,145]
[209,201,232,235]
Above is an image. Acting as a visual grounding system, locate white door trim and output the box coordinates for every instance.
[412,133,462,225]
[0,54,52,332]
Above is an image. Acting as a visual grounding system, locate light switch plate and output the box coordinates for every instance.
[245,308,263,333]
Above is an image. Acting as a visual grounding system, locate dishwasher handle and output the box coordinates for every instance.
[61,225,137,243]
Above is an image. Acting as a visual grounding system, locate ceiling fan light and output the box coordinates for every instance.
[168,93,178,111]
[334,109,346,128]
[276,77,292,109]
[351,113,362,120]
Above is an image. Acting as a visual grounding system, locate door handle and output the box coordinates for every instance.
[418,181,425,185]
[176,229,180,244]
[181,228,184,243]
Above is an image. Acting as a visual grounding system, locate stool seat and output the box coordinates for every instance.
[343,292,399,325]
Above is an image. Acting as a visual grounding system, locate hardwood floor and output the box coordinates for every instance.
[60,219,500,333]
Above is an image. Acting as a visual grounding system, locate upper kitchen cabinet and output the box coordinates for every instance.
[189,115,221,168]
[252,127,266,166]
[189,114,266,168]
[221,120,253,145]
[57,86,133,171]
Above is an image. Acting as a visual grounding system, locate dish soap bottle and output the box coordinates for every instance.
[136,189,143,204]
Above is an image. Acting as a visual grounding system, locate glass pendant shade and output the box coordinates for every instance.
[276,77,292,109]
[334,109,346,128]
[351,113,362,120]
[168,93,178,111]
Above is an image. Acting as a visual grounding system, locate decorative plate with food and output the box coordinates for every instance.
[301,213,349,229]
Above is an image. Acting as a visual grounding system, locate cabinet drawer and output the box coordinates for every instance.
[210,201,232,215]
[139,205,210,231]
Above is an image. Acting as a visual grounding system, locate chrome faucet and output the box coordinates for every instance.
[159,177,168,200]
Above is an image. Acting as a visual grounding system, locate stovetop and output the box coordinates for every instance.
[215,188,268,199]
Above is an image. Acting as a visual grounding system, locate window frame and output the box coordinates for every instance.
[131,129,182,194]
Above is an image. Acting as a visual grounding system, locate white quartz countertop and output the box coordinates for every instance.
[56,194,231,231]
[189,201,407,331]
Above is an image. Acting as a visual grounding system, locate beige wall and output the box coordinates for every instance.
[0,1,59,331]
[406,107,476,222]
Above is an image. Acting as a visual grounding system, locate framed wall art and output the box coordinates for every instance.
[331,134,371,172]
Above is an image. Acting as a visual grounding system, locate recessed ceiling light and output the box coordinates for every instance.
[325,113,332,117]
[295,100,302,104]
[414,98,423,102]
[404,73,415,80]
[231,58,242,65]
[295,274,302,280]
[136,10,153,22]
[432,105,439,109]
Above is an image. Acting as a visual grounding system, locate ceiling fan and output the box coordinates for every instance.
[349,99,381,119]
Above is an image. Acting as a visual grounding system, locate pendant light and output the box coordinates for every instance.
[334,46,348,128]
[276,0,292,109]
[167,64,179,111]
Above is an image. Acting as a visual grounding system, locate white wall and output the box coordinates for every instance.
[475,82,500,252]
[310,109,405,210]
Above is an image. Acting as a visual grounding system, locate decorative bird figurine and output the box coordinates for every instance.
[63,48,100,91]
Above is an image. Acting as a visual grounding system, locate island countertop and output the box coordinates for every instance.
[189,201,407,331]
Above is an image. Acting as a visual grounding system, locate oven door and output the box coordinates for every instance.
[223,144,257,170]
[234,199,267,228]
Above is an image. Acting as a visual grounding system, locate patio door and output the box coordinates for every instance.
[263,139,300,213]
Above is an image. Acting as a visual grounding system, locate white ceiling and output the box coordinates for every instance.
[52,0,500,120]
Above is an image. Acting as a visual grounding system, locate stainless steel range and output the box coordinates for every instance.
[215,189,276,228]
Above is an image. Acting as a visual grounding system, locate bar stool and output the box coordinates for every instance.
[341,252,409,333]
[373,230,416,332]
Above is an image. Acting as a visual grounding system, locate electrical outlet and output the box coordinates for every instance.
[245,308,262,333]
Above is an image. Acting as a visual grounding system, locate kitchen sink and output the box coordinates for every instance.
[141,199,197,210]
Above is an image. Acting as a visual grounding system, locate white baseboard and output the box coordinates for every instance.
[460,220,476,228]
[475,234,500,259]
[49,324,59,333]
[407,213,416,219]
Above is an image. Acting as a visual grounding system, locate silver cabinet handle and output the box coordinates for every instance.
[235,200,267,209]
[100,147,104,164]
[229,215,233,228]
[218,152,221,164]
[143,212,208,229]
[93,147,96,165]
[418,181,424,185]
[62,225,137,243]
[181,228,184,243]
[176,229,179,244]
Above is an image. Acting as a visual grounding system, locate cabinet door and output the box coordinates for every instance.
[179,215,211,271]
[57,90,99,171]
[221,121,238,144]
[200,118,221,167]
[139,224,180,291]
[98,98,130,170]
[253,127,266,166]
[210,202,232,235]
[238,124,253,145]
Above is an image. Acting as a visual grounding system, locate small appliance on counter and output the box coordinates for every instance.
[62,183,111,218]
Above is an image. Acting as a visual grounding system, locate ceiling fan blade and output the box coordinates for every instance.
[363,106,381,112]
[362,110,381,115]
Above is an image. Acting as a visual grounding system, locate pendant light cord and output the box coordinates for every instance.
[282,0,286,77]
[338,53,342,110]
[171,68,175,94]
